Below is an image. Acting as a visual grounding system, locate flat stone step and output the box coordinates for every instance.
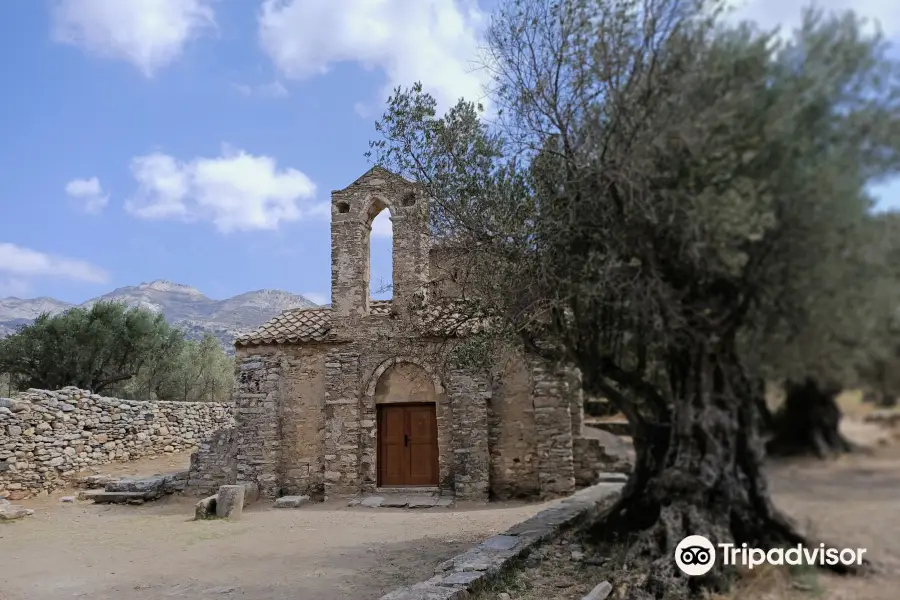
[77,491,151,504]
[274,495,309,508]
[351,495,454,509]
[375,487,441,495]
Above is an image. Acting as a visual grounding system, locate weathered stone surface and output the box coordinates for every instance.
[407,496,438,508]
[78,491,150,504]
[215,485,245,519]
[0,387,233,499]
[195,495,217,520]
[360,496,384,507]
[436,571,483,586]
[582,581,613,600]
[0,503,29,520]
[381,496,409,508]
[241,481,260,504]
[379,582,470,600]
[481,535,520,551]
[274,495,309,508]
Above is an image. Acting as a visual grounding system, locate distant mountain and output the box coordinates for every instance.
[0,280,319,354]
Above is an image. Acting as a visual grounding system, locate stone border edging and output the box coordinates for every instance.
[378,481,625,600]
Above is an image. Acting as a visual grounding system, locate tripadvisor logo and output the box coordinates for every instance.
[675,535,716,576]
[674,535,867,576]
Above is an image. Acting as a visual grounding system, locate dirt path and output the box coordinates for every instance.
[3,490,556,600]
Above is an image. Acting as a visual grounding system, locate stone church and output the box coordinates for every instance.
[188,167,610,502]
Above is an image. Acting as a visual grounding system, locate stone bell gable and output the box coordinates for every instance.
[187,168,613,502]
[329,166,430,337]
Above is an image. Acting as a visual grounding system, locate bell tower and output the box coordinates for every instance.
[329,167,430,333]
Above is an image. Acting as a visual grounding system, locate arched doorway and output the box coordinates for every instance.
[373,361,440,487]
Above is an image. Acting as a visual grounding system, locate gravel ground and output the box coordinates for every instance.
[2,453,559,600]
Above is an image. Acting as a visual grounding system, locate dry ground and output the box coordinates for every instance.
[2,454,559,600]
[475,416,900,600]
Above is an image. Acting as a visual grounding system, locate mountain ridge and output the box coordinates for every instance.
[0,280,320,354]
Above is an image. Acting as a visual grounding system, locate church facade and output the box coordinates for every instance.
[188,167,610,501]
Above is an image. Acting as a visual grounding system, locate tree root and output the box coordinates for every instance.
[585,491,869,600]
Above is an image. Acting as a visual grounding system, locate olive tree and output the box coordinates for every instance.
[0,301,184,394]
[369,0,900,595]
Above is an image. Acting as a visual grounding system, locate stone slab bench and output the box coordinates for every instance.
[377,481,624,600]
[77,491,153,504]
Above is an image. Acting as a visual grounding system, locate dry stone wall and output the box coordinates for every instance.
[0,387,234,499]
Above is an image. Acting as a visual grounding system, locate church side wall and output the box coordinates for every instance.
[488,351,540,499]
[280,345,328,499]
[231,350,284,498]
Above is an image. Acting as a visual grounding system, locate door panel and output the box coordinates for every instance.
[377,403,439,487]
[379,405,408,486]
[407,405,439,486]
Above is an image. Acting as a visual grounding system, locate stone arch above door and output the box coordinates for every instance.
[364,356,444,398]
[360,356,451,492]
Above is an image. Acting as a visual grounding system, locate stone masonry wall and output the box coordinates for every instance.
[448,368,491,501]
[529,358,576,497]
[488,352,540,499]
[323,348,361,498]
[187,427,236,496]
[0,387,234,499]
[280,346,327,498]
[231,354,283,498]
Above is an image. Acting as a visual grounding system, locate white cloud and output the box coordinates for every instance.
[234,81,289,98]
[0,243,109,284]
[50,0,216,77]
[65,176,109,213]
[302,292,328,305]
[371,210,393,238]
[726,0,900,38]
[125,146,320,233]
[258,0,490,113]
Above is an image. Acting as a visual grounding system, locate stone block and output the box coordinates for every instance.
[407,496,438,508]
[381,496,409,508]
[582,581,613,600]
[77,491,149,504]
[0,504,29,520]
[240,481,260,504]
[274,495,309,508]
[215,485,245,519]
[195,495,217,520]
[360,496,384,507]
[480,535,519,551]
[436,571,484,587]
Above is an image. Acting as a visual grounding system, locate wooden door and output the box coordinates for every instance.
[378,403,439,487]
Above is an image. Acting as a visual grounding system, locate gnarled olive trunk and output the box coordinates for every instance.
[767,378,854,458]
[586,346,857,599]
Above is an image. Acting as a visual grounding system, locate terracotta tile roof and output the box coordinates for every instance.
[235,307,333,346]
[235,300,395,347]
[234,298,488,347]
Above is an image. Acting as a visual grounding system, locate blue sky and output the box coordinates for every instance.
[0,0,897,305]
